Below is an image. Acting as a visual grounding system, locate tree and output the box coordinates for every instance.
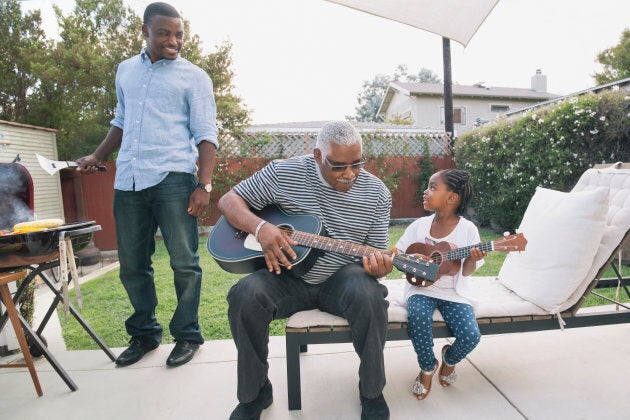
[353,74,392,122]
[0,0,48,121]
[26,0,143,159]
[594,28,630,85]
[351,65,441,122]
[0,0,248,159]
[177,18,249,141]
[196,42,250,141]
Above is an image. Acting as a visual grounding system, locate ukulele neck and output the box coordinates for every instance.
[446,241,493,261]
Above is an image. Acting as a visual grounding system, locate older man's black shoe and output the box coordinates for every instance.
[229,378,273,420]
[166,340,200,367]
[360,393,390,420]
[115,337,159,366]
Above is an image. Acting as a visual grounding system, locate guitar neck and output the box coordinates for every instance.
[282,226,438,281]
[446,241,494,261]
[288,229,391,259]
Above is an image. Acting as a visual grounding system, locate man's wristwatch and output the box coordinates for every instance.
[196,182,212,193]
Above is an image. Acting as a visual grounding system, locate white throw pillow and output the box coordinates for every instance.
[498,186,609,313]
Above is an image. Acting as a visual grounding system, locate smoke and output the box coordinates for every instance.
[0,164,34,230]
[0,199,33,230]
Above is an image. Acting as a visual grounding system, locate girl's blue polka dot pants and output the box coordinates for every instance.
[407,293,481,371]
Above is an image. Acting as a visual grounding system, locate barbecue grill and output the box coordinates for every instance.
[0,159,98,269]
[0,158,115,392]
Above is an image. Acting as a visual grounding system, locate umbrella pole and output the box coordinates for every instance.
[442,37,454,154]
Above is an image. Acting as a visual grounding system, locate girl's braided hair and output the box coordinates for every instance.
[439,169,473,216]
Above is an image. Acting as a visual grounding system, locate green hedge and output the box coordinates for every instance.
[455,90,630,231]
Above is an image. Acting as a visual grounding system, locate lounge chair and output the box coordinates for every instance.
[285,162,630,410]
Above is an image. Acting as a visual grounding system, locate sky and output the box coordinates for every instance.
[21,0,630,125]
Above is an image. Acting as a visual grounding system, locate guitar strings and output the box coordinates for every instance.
[284,227,430,267]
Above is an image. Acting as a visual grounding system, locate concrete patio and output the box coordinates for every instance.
[1,264,629,419]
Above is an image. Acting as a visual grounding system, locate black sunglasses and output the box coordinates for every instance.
[323,156,366,172]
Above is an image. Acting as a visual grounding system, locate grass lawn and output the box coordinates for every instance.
[59,226,629,350]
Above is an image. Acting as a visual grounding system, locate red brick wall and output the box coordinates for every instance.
[62,156,454,250]
[375,156,455,219]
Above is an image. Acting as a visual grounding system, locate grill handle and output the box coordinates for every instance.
[59,225,102,239]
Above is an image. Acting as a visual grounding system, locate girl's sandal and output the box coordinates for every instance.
[412,359,439,400]
[439,344,458,387]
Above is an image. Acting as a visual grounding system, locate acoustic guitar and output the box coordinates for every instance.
[207,205,438,281]
[404,233,527,286]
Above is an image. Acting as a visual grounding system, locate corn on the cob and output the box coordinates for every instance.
[13,218,64,233]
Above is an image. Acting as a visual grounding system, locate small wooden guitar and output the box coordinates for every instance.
[207,205,438,281]
[404,233,527,287]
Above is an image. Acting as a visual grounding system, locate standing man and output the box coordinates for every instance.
[77,2,218,368]
[219,121,392,419]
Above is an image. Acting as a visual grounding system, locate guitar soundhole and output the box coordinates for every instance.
[278,224,295,235]
[235,230,247,239]
[431,251,442,265]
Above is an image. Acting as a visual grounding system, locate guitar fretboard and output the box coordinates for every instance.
[287,229,393,258]
[281,227,437,280]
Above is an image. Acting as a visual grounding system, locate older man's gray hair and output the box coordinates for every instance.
[315,121,362,157]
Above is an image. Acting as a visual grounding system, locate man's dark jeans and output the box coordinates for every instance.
[114,172,203,345]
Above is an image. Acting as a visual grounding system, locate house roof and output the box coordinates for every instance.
[0,119,57,133]
[377,81,560,118]
[505,76,630,116]
[390,81,559,100]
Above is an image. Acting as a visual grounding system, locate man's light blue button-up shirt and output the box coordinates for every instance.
[111,48,219,191]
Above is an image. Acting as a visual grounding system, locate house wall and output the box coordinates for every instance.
[412,96,445,128]
[384,93,415,123]
[430,97,543,132]
[0,122,64,222]
[384,94,546,133]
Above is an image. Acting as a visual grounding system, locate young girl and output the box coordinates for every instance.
[393,168,485,400]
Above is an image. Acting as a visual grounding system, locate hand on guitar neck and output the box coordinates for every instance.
[404,233,527,287]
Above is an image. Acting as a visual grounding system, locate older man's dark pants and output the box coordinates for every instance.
[227,263,389,403]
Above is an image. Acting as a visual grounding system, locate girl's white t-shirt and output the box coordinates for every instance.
[395,214,484,308]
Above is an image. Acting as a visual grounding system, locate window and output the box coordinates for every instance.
[440,107,466,125]
[400,110,412,120]
[491,104,510,113]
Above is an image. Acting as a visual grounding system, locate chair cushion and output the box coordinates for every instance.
[285,277,548,329]
[498,186,609,313]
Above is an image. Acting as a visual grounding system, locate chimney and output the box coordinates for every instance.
[531,69,547,92]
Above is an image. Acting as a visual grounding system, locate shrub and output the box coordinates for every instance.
[455,90,630,231]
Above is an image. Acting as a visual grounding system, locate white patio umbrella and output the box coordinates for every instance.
[324,0,500,142]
